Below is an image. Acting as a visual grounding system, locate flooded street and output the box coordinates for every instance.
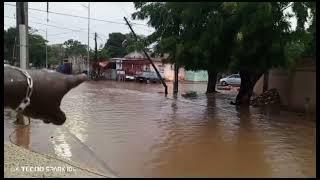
[4,81,316,177]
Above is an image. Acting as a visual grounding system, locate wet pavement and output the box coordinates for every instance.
[4,80,316,177]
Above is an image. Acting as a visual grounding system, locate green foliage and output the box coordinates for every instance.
[3,27,52,67]
[132,2,239,72]
[63,39,88,57]
[28,33,47,67]
[103,32,127,58]
[47,44,64,66]
[4,27,48,67]
[100,32,147,58]
[292,2,316,58]
[4,27,92,67]
[229,2,306,72]
[132,2,315,74]
[3,28,17,64]
[292,2,309,32]
[284,39,306,70]
[132,2,185,64]
[124,33,147,54]
[98,48,109,59]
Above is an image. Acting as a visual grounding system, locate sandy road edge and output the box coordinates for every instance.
[4,141,112,178]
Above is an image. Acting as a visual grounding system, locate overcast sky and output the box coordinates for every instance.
[4,2,301,50]
[4,2,155,49]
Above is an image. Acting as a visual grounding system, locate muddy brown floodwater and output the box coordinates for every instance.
[4,81,316,177]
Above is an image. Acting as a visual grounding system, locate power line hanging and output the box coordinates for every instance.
[4,3,151,27]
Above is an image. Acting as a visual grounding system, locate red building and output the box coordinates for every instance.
[120,58,151,76]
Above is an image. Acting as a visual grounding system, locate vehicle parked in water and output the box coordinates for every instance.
[219,74,241,86]
[125,75,135,81]
[135,71,160,83]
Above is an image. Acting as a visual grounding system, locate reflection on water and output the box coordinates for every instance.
[4,81,316,177]
[51,128,72,160]
[14,125,30,150]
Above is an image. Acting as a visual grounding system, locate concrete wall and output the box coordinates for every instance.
[68,57,86,74]
[104,69,117,80]
[289,67,316,112]
[253,59,316,112]
[163,64,185,81]
[185,70,208,82]
[268,69,291,106]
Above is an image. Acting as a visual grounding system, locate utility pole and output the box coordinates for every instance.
[94,32,98,60]
[16,2,29,125]
[12,37,16,65]
[80,2,90,77]
[124,17,168,95]
[16,2,28,69]
[87,3,90,78]
[45,2,49,69]
[15,10,19,67]
[94,32,99,78]
[60,44,63,64]
[25,3,29,68]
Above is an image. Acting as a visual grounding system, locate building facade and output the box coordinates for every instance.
[110,51,209,82]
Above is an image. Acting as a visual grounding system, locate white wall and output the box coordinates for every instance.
[162,64,185,81]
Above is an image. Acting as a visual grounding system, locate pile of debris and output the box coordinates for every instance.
[182,91,198,98]
[250,88,281,106]
[217,85,231,90]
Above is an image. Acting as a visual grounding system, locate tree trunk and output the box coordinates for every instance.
[206,70,218,94]
[232,70,262,106]
[173,63,178,94]
[98,66,101,79]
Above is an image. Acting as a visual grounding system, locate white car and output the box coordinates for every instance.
[219,74,241,86]
[125,75,135,81]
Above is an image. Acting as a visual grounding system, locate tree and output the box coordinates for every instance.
[292,2,316,58]
[28,33,47,67]
[63,39,88,58]
[132,2,239,93]
[103,32,127,58]
[48,44,65,66]
[98,48,109,59]
[132,2,189,94]
[4,28,17,64]
[132,2,314,104]
[4,27,47,67]
[179,2,240,93]
[124,32,147,53]
[100,32,147,58]
[229,2,313,105]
